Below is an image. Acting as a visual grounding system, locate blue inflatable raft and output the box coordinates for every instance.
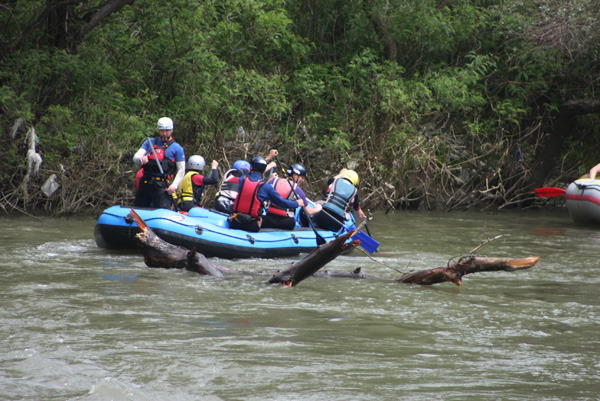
[94,205,359,259]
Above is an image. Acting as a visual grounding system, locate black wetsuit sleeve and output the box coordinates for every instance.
[204,168,220,185]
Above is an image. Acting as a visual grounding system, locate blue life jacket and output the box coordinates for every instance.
[323,178,357,221]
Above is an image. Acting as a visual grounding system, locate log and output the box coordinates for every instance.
[131,209,188,269]
[267,230,359,286]
[397,255,539,286]
[132,209,266,277]
[186,248,224,277]
[310,255,539,286]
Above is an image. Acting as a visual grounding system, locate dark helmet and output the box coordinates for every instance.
[288,163,307,177]
[233,160,251,171]
[251,156,267,172]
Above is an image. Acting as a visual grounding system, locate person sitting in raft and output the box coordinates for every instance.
[228,156,304,232]
[214,158,277,214]
[312,168,366,232]
[214,160,251,214]
[176,155,220,212]
[133,117,185,209]
[214,153,278,214]
[262,163,322,230]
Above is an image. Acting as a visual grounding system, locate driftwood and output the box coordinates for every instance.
[267,230,359,286]
[186,248,224,278]
[397,256,539,285]
[132,209,263,277]
[307,255,539,286]
[130,209,539,286]
[132,209,188,269]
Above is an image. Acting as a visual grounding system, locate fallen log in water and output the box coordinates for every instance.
[186,248,224,277]
[310,255,539,286]
[396,255,539,286]
[131,209,539,286]
[132,209,265,277]
[131,209,188,269]
[268,230,359,286]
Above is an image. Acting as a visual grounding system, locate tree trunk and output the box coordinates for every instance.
[267,230,358,286]
[132,209,188,269]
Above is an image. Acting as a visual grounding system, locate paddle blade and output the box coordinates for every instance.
[535,187,566,197]
[354,230,379,253]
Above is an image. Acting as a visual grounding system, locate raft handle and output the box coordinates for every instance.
[125,213,134,225]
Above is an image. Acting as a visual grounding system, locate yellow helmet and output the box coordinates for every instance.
[343,169,359,186]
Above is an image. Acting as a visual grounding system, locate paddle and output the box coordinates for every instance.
[534,187,566,197]
[274,157,326,246]
[355,209,373,237]
[306,199,379,253]
[291,189,327,246]
[144,134,178,211]
[353,209,376,252]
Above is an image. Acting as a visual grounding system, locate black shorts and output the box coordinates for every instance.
[228,213,261,232]
[261,214,296,230]
[312,210,344,232]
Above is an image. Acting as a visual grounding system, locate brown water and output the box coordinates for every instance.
[1,209,599,400]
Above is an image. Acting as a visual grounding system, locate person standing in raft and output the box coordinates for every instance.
[176,155,220,212]
[262,163,322,230]
[133,117,186,209]
[228,156,304,232]
[312,168,366,232]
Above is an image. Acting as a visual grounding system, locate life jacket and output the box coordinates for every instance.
[178,171,204,206]
[233,176,265,218]
[142,137,176,177]
[267,177,296,217]
[216,169,244,201]
[323,178,357,220]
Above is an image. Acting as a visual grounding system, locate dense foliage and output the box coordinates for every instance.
[1,0,599,215]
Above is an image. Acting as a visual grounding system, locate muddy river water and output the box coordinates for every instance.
[1,208,598,400]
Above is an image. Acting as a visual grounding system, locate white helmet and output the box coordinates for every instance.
[157,117,173,130]
[187,155,205,171]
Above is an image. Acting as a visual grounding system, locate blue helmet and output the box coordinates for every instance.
[288,163,307,177]
[233,160,251,171]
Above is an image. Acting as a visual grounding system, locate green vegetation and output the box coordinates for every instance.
[1,0,599,215]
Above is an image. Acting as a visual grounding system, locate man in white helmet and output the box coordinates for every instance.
[133,117,186,209]
[176,155,220,212]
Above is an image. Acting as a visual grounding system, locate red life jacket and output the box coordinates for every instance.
[233,177,265,218]
[267,178,296,217]
[143,138,176,177]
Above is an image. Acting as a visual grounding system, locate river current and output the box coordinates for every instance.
[1,208,599,400]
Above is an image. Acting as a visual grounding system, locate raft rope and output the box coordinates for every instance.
[354,246,411,275]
